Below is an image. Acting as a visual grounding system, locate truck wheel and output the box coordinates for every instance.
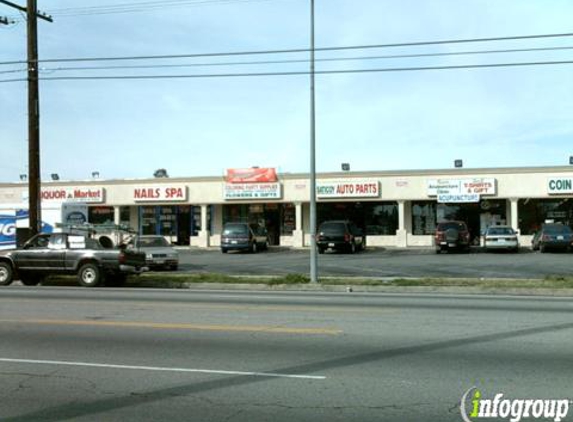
[20,274,43,286]
[349,242,356,254]
[0,262,14,286]
[78,263,102,287]
[318,247,325,254]
[106,274,127,287]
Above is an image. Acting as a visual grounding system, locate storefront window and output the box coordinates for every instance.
[119,206,131,228]
[222,203,292,245]
[281,203,296,235]
[159,206,177,236]
[412,200,507,239]
[518,198,573,235]
[88,206,114,225]
[412,201,437,235]
[140,206,157,235]
[363,203,398,235]
[317,202,398,235]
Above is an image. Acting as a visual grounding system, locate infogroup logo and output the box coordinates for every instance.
[460,387,571,422]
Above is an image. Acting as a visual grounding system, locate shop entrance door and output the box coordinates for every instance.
[177,206,191,246]
[263,205,281,245]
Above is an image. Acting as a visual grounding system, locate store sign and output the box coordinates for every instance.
[37,187,105,203]
[427,178,496,196]
[437,193,480,203]
[61,203,89,224]
[224,183,282,200]
[548,178,573,194]
[316,180,380,199]
[226,168,277,183]
[133,185,187,202]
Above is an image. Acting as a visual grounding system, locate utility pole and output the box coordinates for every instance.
[309,0,318,283]
[27,0,41,235]
[0,0,52,236]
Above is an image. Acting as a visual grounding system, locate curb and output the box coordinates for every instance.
[131,281,573,297]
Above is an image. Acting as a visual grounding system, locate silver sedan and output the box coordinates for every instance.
[483,226,519,252]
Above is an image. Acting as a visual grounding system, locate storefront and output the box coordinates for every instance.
[1,166,572,249]
[222,168,285,245]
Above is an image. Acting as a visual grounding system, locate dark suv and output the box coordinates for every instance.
[316,220,365,254]
[531,223,572,252]
[221,222,269,254]
[434,221,470,253]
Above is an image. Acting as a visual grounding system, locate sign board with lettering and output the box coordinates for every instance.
[316,180,380,199]
[224,183,282,200]
[548,178,573,194]
[437,193,480,203]
[427,178,496,197]
[226,168,277,183]
[133,185,188,202]
[35,187,105,203]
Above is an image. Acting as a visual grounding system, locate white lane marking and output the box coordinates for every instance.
[0,358,325,380]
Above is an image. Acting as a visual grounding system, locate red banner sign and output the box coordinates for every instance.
[226,168,277,183]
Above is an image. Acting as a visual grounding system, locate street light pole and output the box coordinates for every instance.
[309,0,318,283]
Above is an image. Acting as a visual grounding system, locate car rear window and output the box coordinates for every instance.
[319,222,346,234]
[136,237,170,247]
[543,225,572,234]
[223,224,248,235]
[487,227,514,235]
[437,222,466,231]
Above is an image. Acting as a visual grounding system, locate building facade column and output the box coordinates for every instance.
[510,198,519,234]
[292,202,304,248]
[113,206,120,225]
[198,204,210,247]
[395,200,408,247]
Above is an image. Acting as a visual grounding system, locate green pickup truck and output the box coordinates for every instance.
[0,232,147,287]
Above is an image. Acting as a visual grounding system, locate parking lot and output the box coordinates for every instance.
[176,247,573,279]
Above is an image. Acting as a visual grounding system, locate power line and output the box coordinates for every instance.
[2,59,572,83]
[23,45,573,74]
[6,0,284,19]
[2,31,573,66]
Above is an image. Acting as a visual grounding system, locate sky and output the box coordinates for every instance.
[1,0,573,182]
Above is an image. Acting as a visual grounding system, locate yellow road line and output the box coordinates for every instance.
[0,319,342,335]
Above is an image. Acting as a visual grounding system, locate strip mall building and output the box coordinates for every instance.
[1,166,572,248]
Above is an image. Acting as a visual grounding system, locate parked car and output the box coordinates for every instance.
[531,223,573,252]
[126,235,179,270]
[0,232,147,287]
[221,222,269,253]
[434,221,470,253]
[483,226,519,252]
[316,220,365,254]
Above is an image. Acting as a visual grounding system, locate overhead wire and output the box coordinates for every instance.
[2,31,573,66]
[26,45,573,73]
[2,59,573,83]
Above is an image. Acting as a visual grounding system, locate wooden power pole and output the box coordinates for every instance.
[0,0,52,236]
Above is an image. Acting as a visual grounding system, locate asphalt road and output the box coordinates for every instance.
[178,247,573,279]
[1,287,572,421]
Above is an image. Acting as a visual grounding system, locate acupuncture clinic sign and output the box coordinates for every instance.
[317,180,380,199]
[427,178,496,203]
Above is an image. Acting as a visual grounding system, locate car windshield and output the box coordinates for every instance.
[319,222,346,234]
[223,224,248,235]
[437,222,466,231]
[543,225,572,234]
[135,237,170,247]
[487,227,514,235]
